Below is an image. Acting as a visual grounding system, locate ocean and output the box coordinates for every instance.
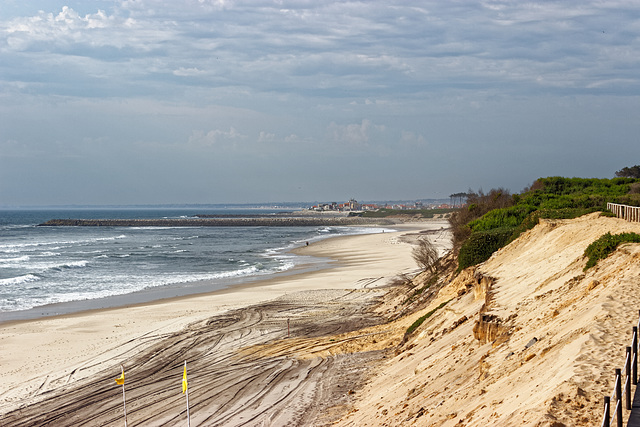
[0,209,390,321]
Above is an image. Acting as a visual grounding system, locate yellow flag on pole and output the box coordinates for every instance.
[115,369,125,385]
[182,361,188,394]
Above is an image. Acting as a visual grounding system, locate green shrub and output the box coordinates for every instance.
[468,205,537,232]
[518,208,594,233]
[519,177,640,209]
[583,232,640,270]
[451,176,640,270]
[458,228,517,270]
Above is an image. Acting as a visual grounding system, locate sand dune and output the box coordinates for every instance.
[338,213,640,426]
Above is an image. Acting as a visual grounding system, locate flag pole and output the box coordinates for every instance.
[183,360,191,427]
[118,365,128,427]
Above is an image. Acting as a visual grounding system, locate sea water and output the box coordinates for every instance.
[0,209,389,318]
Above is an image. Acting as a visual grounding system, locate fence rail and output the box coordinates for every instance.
[608,203,640,222]
[601,312,640,427]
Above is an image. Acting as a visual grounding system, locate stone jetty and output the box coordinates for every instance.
[38,217,394,227]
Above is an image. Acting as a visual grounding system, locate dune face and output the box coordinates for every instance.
[338,213,640,426]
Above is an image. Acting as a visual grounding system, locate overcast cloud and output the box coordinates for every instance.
[2,0,640,206]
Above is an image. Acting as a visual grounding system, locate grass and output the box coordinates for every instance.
[405,300,450,336]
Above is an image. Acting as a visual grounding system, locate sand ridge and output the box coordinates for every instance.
[338,213,640,426]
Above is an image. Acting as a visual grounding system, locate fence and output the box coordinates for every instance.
[608,203,640,223]
[601,312,640,427]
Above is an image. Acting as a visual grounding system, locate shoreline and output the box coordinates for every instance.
[0,254,334,324]
[0,220,451,419]
[0,224,397,324]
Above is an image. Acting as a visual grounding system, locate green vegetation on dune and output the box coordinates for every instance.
[467,204,538,232]
[405,300,450,336]
[519,177,640,209]
[457,228,517,271]
[451,176,640,271]
[583,232,640,270]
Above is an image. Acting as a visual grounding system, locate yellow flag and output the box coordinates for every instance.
[115,370,125,385]
[182,362,188,394]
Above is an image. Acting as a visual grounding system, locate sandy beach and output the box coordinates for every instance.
[8,212,636,426]
[0,219,451,425]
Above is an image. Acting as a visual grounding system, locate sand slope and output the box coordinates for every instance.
[338,213,640,426]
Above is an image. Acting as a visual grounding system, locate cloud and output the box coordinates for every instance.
[173,67,206,77]
[4,6,132,51]
[4,1,640,100]
[327,119,385,145]
[188,127,247,148]
[400,131,427,147]
[257,131,275,143]
[2,1,640,204]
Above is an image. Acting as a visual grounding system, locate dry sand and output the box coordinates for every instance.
[337,213,640,426]
[4,213,638,426]
[0,220,451,426]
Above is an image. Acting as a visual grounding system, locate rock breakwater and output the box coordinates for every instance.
[38,217,394,227]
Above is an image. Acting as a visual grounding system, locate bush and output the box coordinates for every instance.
[457,228,517,270]
[449,176,640,270]
[448,188,515,249]
[583,232,640,270]
[468,204,537,232]
[412,238,440,272]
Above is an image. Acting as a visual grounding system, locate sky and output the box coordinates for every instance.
[1,1,640,206]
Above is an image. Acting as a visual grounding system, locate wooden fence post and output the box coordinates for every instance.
[634,326,638,386]
[616,368,623,427]
[604,395,610,427]
[627,347,632,410]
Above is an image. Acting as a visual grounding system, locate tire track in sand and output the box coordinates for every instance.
[1,289,386,426]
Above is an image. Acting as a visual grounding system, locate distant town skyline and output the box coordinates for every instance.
[0,197,453,210]
[2,1,640,206]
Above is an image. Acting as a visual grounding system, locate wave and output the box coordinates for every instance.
[51,260,90,270]
[20,259,91,272]
[0,255,30,264]
[273,260,296,272]
[0,274,40,286]
[0,234,128,253]
[40,251,61,257]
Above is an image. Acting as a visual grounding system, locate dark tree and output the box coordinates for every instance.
[615,165,640,178]
[449,192,468,207]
